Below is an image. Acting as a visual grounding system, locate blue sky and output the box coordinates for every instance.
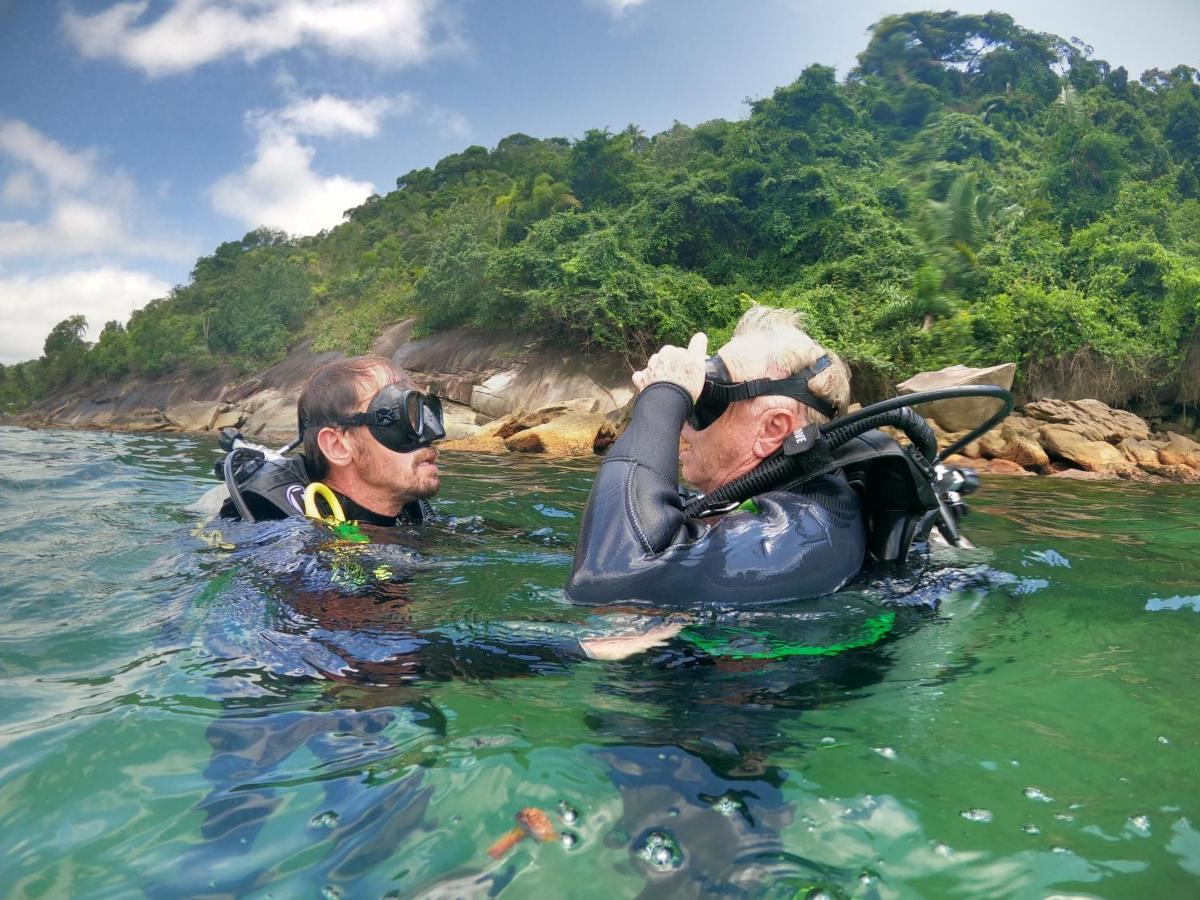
[1,0,1197,364]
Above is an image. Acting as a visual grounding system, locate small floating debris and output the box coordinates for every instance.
[556,800,579,826]
[636,831,683,871]
[487,807,556,859]
[1127,814,1151,835]
[820,736,836,745]
[710,794,744,818]
[1157,735,1170,744]
[960,808,993,823]
[873,746,898,760]
[309,810,339,829]
[321,887,343,900]
[560,831,579,850]
[1021,823,1041,835]
[1051,845,1070,854]
[1054,813,1075,823]
[1023,786,1053,803]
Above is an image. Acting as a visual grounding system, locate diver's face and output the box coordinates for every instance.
[679,400,755,495]
[346,378,440,503]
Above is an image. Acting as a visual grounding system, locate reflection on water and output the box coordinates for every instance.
[0,426,1198,897]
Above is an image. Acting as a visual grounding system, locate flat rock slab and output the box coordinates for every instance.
[897,363,1015,432]
[1023,398,1150,443]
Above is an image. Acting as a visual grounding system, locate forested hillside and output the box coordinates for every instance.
[4,11,1199,414]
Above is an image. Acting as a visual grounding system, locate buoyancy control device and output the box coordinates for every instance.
[682,386,1013,565]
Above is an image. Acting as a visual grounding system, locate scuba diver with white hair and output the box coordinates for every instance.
[568,304,1011,609]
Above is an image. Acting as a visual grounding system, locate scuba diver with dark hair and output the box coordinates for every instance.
[217,354,445,527]
[568,304,1009,609]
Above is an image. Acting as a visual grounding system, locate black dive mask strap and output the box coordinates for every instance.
[693,354,838,428]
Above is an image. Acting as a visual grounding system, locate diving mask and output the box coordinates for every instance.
[312,384,446,453]
[687,354,838,431]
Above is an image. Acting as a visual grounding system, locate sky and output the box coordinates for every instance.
[1,0,1198,364]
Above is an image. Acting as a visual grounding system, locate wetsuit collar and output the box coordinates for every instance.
[334,490,426,527]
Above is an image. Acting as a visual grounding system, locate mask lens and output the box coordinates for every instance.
[404,391,423,432]
[688,396,727,431]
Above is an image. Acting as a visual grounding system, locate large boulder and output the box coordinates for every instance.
[1118,437,1165,468]
[897,363,1016,432]
[240,389,297,439]
[164,400,222,432]
[440,399,604,455]
[1038,424,1134,474]
[1157,432,1200,470]
[1022,398,1150,444]
[504,413,614,456]
[978,419,1049,470]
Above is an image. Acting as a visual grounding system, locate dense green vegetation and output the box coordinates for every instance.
[4,11,1200,414]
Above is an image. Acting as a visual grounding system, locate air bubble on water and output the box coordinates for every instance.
[873,746,897,760]
[321,887,343,900]
[960,808,993,824]
[1022,823,1041,835]
[560,831,579,850]
[450,815,462,825]
[1010,760,1020,767]
[309,811,339,829]
[1054,813,1075,823]
[657,753,667,760]
[820,736,836,744]
[806,891,834,900]
[1051,845,1069,854]
[858,868,880,886]
[1127,815,1151,835]
[557,800,579,826]
[635,831,683,872]
[667,807,680,818]
[1023,786,1053,803]
[1157,735,1170,744]
[1119,776,1129,783]
[1067,803,1083,810]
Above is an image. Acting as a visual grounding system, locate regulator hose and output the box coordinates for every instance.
[681,385,1013,519]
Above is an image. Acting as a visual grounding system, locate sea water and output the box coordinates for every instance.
[0,425,1197,897]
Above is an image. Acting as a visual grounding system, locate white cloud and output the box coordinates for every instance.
[211,131,375,236]
[426,105,470,140]
[594,0,647,16]
[0,267,170,364]
[210,91,412,236]
[2,171,42,208]
[0,120,95,191]
[62,0,459,76]
[269,93,410,138]
[0,119,195,262]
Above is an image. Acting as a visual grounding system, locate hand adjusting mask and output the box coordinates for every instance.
[305,384,446,453]
[687,354,838,431]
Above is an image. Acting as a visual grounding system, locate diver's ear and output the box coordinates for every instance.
[752,407,799,460]
[316,426,355,470]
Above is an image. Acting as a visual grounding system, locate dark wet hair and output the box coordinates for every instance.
[298,356,414,479]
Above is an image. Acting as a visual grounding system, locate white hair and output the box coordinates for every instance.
[727,305,851,424]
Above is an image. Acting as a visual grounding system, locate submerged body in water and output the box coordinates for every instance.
[6,428,1199,897]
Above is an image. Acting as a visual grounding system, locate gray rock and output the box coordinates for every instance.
[897,363,1016,432]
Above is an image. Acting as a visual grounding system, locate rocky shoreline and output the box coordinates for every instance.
[6,323,1200,484]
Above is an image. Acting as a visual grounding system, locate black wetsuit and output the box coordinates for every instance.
[219,486,429,526]
[567,382,867,607]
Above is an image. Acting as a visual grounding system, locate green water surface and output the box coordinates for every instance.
[0,426,1197,898]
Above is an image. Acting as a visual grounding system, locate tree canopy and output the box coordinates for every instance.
[6,11,1200,414]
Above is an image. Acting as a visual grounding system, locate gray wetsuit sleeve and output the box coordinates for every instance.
[566,382,866,607]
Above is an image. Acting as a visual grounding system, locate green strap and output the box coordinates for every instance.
[681,611,896,659]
